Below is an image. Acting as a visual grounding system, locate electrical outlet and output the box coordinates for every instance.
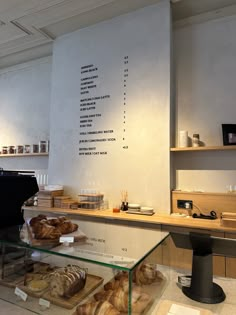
[177,199,193,209]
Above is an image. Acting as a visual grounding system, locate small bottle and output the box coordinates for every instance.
[192,134,200,147]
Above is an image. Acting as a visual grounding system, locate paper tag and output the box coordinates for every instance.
[169,304,200,315]
[39,298,50,308]
[59,236,74,243]
[15,287,28,301]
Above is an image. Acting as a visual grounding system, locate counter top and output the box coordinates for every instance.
[22,206,236,233]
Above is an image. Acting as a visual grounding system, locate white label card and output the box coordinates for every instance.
[59,236,74,243]
[15,287,28,301]
[169,304,200,315]
[39,298,50,308]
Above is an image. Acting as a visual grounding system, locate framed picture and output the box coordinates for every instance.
[222,124,236,145]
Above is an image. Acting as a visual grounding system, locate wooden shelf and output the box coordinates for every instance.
[0,153,48,157]
[170,145,236,152]
[22,206,236,232]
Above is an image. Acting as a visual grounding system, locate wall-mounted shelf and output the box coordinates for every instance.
[170,145,236,152]
[0,153,48,157]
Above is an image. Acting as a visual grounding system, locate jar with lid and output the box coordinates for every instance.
[32,144,39,153]
[192,134,200,147]
[39,141,46,153]
[2,146,8,154]
[8,146,15,154]
[24,144,31,153]
[17,145,24,154]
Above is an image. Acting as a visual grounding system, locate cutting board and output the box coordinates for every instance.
[42,273,103,309]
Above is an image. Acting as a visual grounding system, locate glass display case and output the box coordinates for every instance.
[0,219,170,315]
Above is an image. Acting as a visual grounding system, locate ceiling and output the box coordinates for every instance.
[0,0,236,69]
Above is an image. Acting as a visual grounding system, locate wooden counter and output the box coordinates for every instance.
[22,206,236,278]
[22,206,236,233]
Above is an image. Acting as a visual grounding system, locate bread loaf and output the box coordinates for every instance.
[49,265,86,298]
[75,301,120,315]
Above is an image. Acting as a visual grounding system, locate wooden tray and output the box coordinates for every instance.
[0,274,24,288]
[42,273,103,309]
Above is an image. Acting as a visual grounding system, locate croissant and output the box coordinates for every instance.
[104,275,129,292]
[46,216,67,226]
[33,222,62,239]
[56,221,78,234]
[94,287,150,313]
[29,214,47,227]
[133,262,164,285]
[75,301,120,315]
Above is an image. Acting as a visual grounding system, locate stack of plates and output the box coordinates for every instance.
[126,204,154,216]
[128,203,140,210]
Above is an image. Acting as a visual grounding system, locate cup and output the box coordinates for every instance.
[179,130,188,147]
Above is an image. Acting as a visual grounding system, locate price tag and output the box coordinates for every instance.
[39,298,50,309]
[15,287,28,301]
[59,236,74,243]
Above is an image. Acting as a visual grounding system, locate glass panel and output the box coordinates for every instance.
[0,224,170,314]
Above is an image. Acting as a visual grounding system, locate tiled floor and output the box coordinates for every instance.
[0,268,235,314]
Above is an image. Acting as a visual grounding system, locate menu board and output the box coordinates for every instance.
[79,56,129,156]
[49,1,171,212]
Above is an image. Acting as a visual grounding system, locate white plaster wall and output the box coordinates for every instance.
[174,15,236,192]
[0,57,51,171]
[49,0,171,212]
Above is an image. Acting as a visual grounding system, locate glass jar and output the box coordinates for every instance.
[8,146,15,154]
[17,145,24,154]
[39,141,47,153]
[32,144,39,153]
[2,146,8,154]
[24,144,31,153]
[192,134,200,147]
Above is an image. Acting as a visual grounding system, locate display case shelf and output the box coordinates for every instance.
[170,145,236,152]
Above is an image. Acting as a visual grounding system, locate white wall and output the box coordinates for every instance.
[49,0,171,212]
[0,57,51,171]
[174,15,236,192]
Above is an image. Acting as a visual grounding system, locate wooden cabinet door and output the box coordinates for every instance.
[225,233,236,278]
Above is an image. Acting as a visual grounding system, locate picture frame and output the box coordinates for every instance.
[222,124,236,145]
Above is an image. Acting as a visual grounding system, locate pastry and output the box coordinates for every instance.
[56,221,78,234]
[27,279,49,292]
[94,287,151,313]
[29,215,79,240]
[29,214,47,227]
[46,216,66,226]
[49,265,87,298]
[33,222,62,239]
[75,300,120,315]
[104,275,129,292]
[114,262,164,286]
[133,262,164,285]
